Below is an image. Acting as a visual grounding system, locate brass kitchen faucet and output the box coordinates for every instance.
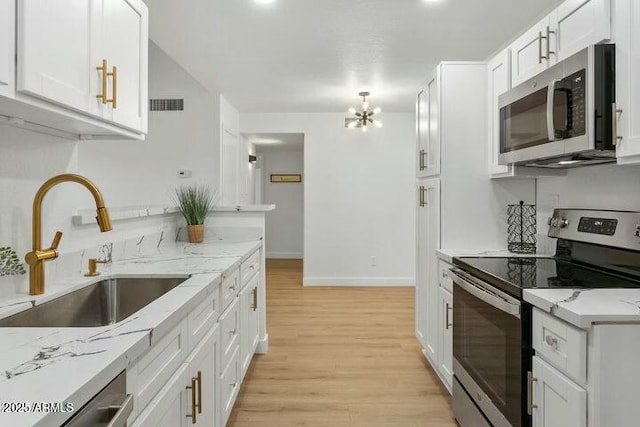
[25,174,112,295]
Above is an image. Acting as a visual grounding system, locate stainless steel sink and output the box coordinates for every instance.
[0,276,187,327]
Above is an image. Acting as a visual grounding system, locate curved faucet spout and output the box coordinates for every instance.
[27,174,112,295]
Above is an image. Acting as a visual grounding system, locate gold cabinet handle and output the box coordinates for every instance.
[251,287,258,311]
[186,377,197,424]
[96,60,108,104]
[107,65,117,109]
[196,371,202,414]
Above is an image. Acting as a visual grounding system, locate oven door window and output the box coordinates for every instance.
[453,282,522,427]
[500,87,550,153]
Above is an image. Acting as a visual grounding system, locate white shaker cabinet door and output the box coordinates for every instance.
[532,356,586,427]
[0,0,13,89]
[130,364,188,427]
[415,178,441,363]
[416,87,428,175]
[438,286,453,390]
[100,0,148,133]
[487,49,513,177]
[17,0,101,116]
[614,0,640,164]
[554,0,611,61]
[510,17,553,87]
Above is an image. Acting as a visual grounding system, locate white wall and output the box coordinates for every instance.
[0,42,222,296]
[241,113,415,286]
[258,147,304,259]
[536,163,640,253]
[80,42,221,207]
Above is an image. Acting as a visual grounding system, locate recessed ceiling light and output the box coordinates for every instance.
[255,0,275,4]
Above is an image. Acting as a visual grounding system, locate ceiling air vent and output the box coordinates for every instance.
[149,99,184,112]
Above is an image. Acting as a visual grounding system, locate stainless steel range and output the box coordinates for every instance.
[448,209,640,427]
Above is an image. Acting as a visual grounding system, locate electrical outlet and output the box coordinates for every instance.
[177,170,192,179]
[370,256,377,267]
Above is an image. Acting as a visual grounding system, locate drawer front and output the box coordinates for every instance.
[240,249,261,285]
[439,260,453,292]
[220,347,241,426]
[219,296,240,369]
[127,319,188,419]
[221,269,240,310]
[187,290,219,353]
[533,308,587,384]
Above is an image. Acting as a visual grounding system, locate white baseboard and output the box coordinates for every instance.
[302,277,415,287]
[256,334,269,354]
[266,252,303,259]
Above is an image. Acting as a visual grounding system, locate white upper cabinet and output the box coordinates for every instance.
[554,0,611,61]
[510,17,554,87]
[487,49,513,177]
[510,0,612,88]
[0,0,13,90]
[613,0,640,164]
[99,0,148,133]
[7,0,148,139]
[17,0,101,116]
[417,70,440,178]
[416,87,428,174]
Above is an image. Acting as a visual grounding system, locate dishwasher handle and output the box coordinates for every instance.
[105,394,133,427]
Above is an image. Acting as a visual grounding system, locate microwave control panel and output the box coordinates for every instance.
[555,69,586,138]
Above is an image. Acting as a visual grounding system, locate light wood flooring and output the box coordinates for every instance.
[227,259,457,427]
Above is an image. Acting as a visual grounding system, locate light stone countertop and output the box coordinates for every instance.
[0,237,262,427]
[524,288,640,329]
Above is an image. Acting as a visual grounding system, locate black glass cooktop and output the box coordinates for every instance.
[453,256,640,298]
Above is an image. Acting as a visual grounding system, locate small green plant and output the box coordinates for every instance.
[174,186,215,225]
[0,247,26,276]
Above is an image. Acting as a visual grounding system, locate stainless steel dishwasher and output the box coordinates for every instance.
[62,371,133,427]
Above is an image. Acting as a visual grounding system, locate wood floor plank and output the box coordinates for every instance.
[227,259,457,427]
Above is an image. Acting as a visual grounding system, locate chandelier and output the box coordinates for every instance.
[346,92,382,132]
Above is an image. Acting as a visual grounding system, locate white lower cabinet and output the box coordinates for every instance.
[532,356,587,427]
[437,286,453,388]
[415,178,441,363]
[128,255,264,427]
[131,364,189,427]
[240,273,260,378]
[186,327,219,426]
[220,347,241,426]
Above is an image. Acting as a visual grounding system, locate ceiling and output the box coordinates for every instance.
[245,133,304,150]
[146,0,561,113]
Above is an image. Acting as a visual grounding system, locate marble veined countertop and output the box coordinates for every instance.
[0,237,261,427]
[524,288,640,329]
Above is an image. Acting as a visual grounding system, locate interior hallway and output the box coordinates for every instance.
[228,259,457,427]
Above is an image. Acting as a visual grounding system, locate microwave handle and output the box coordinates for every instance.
[546,79,562,142]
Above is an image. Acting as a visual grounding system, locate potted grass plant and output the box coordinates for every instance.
[174,185,215,243]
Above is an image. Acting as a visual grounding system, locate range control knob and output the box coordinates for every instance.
[635,224,640,237]
[558,219,570,228]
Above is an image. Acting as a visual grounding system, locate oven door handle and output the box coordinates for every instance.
[546,79,562,142]
[448,268,521,318]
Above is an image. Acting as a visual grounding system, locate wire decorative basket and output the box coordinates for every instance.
[507,201,537,254]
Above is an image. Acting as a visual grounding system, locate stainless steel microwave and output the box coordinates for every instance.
[499,44,616,168]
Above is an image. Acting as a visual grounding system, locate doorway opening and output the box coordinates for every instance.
[243,133,304,267]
